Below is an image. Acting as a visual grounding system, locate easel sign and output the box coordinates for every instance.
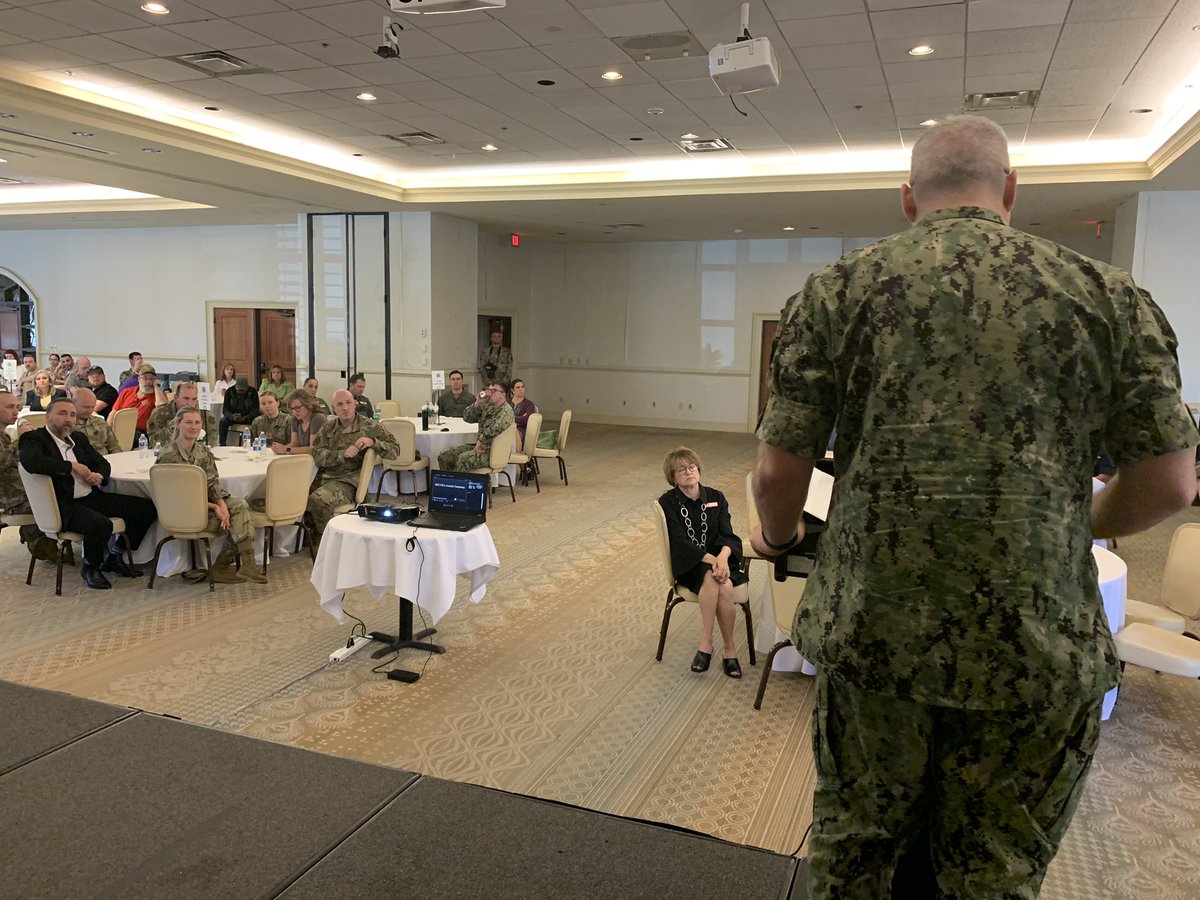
[197,382,212,411]
[431,370,446,390]
[1,359,17,384]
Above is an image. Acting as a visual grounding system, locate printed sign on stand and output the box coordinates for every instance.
[431,370,445,390]
[197,382,212,411]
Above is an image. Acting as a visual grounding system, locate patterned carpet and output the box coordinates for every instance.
[1,424,1196,896]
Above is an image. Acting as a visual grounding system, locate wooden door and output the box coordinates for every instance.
[214,308,255,385]
[0,308,20,354]
[257,309,297,385]
[757,319,780,422]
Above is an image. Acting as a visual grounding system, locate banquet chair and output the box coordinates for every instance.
[471,424,517,507]
[753,573,807,710]
[108,407,137,451]
[18,464,133,596]
[248,454,315,576]
[374,418,428,501]
[330,447,378,521]
[530,410,571,486]
[509,412,541,492]
[147,464,226,592]
[1115,624,1200,679]
[1123,524,1200,635]
[378,399,402,419]
[651,501,756,667]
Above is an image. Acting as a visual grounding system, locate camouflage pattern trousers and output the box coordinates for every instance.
[438,443,488,472]
[207,495,253,547]
[307,478,356,537]
[808,672,1102,900]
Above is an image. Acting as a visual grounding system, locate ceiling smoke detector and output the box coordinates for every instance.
[964,90,1039,111]
[679,136,734,153]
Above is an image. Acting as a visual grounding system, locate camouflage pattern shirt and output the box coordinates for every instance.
[311,414,399,487]
[760,206,1199,710]
[250,412,292,445]
[146,402,213,449]
[0,430,24,509]
[463,400,515,450]
[156,439,226,503]
[76,414,123,456]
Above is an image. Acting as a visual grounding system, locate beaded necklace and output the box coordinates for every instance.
[678,486,708,548]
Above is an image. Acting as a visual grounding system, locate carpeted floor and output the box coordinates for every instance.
[0,423,1196,896]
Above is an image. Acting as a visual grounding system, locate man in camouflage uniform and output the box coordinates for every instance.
[0,388,53,560]
[146,382,212,449]
[307,389,398,539]
[73,388,123,456]
[750,116,1200,899]
[438,381,514,471]
[478,330,512,388]
[249,392,291,445]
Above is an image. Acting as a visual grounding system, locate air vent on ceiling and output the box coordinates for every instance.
[172,51,268,77]
[0,127,113,155]
[679,137,734,153]
[964,90,1039,111]
[614,31,707,62]
[385,132,446,146]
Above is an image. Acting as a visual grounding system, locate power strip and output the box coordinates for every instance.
[329,635,373,663]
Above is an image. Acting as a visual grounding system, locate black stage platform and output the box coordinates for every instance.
[0,680,807,899]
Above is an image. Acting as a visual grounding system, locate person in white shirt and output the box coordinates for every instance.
[214,362,238,397]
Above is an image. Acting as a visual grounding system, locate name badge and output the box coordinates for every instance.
[703,502,718,509]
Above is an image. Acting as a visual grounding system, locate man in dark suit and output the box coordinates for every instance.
[18,397,157,590]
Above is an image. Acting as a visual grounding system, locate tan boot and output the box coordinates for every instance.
[237,542,268,584]
[210,548,246,585]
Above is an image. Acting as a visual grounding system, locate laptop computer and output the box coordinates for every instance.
[410,470,490,532]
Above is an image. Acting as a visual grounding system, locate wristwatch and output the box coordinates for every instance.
[285,446,292,453]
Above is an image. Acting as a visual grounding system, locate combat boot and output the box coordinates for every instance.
[210,548,246,585]
[233,541,267,584]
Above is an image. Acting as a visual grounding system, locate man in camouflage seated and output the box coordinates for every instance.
[306,389,398,542]
[437,381,514,472]
[73,388,123,456]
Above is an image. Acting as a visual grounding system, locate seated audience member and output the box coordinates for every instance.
[87,366,118,414]
[219,377,260,446]
[250,391,291,445]
[18,398,156,589]
[17,353,38,394]
[112,364,167,440]
[437,370,474,418]
[437,382,515,471]
[146,381,212,448]
[46,353,61,379]
[117,351,143,388]
[276,390,326,455]
[25,369,67,411]
[64,356,91,392]
[348,373,372,418]
[3,349,19,367]
[658,446,748,678]
[509,378,538,452]
[0,389,53,562]
[478,329,513,388]
[54,353,74,386]
[156,408,267,584]
[302,377,331,415]
[257,364,294,403]
[73,389,123,455]
[214,362,238,397]
[307,389,398,541]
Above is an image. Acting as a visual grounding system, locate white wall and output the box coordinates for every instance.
[1112,190,1200,402]
[429,213,479,379]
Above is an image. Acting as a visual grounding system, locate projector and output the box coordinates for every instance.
[389,0,506,13]
[357,503,420,523]
[709,36,779,95]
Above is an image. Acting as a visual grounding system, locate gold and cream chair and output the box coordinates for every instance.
[248,454,315,576]
[753,573,807,709]
[378,399,402,419]
[107,406,137,451]
[374,418,429,501]
[509,412,541,492]
[530,410,571,485]
[1123,523,1200,635]
[146,464,226,592]
[471,424,517,507]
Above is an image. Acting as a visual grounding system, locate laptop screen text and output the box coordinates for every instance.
[428,471,488,515]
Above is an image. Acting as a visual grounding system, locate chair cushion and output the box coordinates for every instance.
[1115,623,1200,678]
[1124,598,1186,634]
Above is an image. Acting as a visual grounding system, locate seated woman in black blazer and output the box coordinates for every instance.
[24,369,67,411]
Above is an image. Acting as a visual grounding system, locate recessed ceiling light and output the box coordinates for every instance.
[1130,107,1153,113]
[646,107,664,116]
[356,92,377,101]
[142,147,162,153]
[602,70,623,81]
[64,70,75,76]
[482,143,498,151]
[919,118,938,127]
[680,132,698,140]
[204,105,221,111]
[352,153,365,157]
[141,2,170,13]
[536,79,556,86]
[71,130,94,137]
[908,45,934,56]
[782,226,795,231]
[733,228,743,234]
[628,136,643,141]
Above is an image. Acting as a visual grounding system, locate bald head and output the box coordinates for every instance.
[74,387,98,419]
[331,388,356,424]
[902,115,1016,223]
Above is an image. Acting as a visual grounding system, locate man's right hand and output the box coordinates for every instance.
[749,522,806,558]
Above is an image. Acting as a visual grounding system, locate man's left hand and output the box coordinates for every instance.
[474,440,485,455]
[749,522,805,558]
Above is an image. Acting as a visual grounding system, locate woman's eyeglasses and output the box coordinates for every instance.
[674,464,698,475]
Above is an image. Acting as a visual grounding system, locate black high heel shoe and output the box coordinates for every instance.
[722,657,742,679]
[690,650,712,673]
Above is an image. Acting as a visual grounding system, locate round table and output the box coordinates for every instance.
[105,446,304,576]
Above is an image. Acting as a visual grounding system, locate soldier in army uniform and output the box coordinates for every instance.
[146,382,212,449]
[73,388,123,455]
[438,381,514,471]
[0,388,54,561]
[750,116,1199,899]
[307,389,399,540]
[478,330,512,388]
[249,392,292,446]
[156,408,267,585]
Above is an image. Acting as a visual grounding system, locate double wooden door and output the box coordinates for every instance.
[213,308,296,386]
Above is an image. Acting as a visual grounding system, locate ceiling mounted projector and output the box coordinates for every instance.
[709,3,780,95]
[389,0,506,13]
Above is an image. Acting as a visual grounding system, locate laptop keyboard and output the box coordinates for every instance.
[427,512,481,527]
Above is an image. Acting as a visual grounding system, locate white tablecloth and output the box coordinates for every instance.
[1094,543,1127,720]
[104,446,305,575]
[312,514,499,625]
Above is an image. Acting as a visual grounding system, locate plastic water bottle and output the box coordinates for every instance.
[137,433,148,459]
[373,405,382,421]
[241,431,251,452]
[152,441,161,459]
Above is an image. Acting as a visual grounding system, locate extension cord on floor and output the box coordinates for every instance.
[329,636,373,663]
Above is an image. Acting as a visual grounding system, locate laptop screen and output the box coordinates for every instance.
[428,470,489,515]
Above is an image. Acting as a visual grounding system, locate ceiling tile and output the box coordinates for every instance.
[580,2,685,39]
[503,9,606,45]
[337,60,429,84]
[291,0,381,38]
[538,38,630,68]
[963,72,1046,94]
[191,0,290,13]
[766,0,864,20]
[815,83,892,105]
[875,32,963,64]
[442,74,527,97]
[106,26,209,56]
[968,0,1069,32]
[1056,18,1160,51]
[404,54,493,80]
[1124,39,1200,85]
[167,19,274,50]
[779,14,873,48]
[793,41,879,71]
[113,57,212,82]
[284,66,365,89]
[966,26,1061,56]
[44,33,148,63]
[502,69,588,91]
[217,93,297,114]
[867,0,962,9]
[234,44,326,71]
[429,21,527,53]
[230,11,331,43]
[966,50,1051,78]
[1066,0,1176,21]
[806,65,885,90]
[280,89,347,109]
[0,42,96,71]
[291,37,381,65]
[665,77,723,100]
[883,56,964,85]
[1031,104,1108,123]
[0,8,85,40]
[869,4,966,40]
[32,0,146,33]
[221,72,316,94]
[468,46,558,73]
[636,56,708,83]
